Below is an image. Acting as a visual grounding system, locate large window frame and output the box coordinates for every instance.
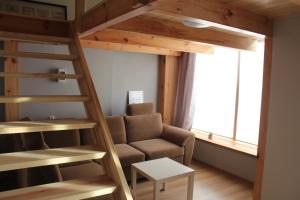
[192,44,265,156]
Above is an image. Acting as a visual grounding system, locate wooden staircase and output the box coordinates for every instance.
[0,27,133,200]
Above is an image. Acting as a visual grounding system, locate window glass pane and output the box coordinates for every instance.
[192,47,238,138]
[236,41,265,145]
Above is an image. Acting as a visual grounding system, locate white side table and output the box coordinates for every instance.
[131,158,195,200]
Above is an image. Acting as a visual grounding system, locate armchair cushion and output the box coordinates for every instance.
[127,103,154,115]
[105,116,127,144]
[60,161,105,181]
[43,129,80,148]
[125,113,163,143]
[79,129,96,145]
[161,124,195,147]
[18,117,62,187]
[115,144,145,167]
[129,138,184,160]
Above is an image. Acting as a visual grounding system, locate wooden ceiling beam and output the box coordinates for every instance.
[82,29,214,54]
[80,39,181,56]
[222,0,300,18]
[149,0,273,36]
[80,0,158,36]
[111,15,258,51]
[0,13,69,37]
[291,0,300,6]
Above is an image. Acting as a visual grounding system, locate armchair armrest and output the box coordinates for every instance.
[161,124,195,147]
[161,124,195,165]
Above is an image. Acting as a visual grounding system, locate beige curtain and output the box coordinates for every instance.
[173,53,196,130]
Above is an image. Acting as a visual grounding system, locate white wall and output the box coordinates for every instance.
[36,0,104,20]
[35,0,75,20]
[85,0,104,11]
[18,44,158,119]
[111,52,159,115]
[262,15,300,200]
[193,140,256,182]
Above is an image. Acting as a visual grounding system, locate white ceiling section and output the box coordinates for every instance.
[33,0,104,20]
[85,0,104,12]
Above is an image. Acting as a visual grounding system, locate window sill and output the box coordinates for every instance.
[192,129,258,157]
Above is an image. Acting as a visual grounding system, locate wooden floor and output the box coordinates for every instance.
[134,161,253,200]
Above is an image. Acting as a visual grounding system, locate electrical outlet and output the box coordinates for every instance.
[48,115,56,120]
[57,68,66,82]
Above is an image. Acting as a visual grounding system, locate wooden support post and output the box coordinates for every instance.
[75,0,85,33]
[159,55,180,125]
[254,38,273,200]
[4,41,19,121]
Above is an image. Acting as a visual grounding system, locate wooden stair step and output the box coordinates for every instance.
[0,31,72,44]
[0,176,116,200]
[0,72,82,79]
[0,119,96,134]
[0,50,77,61]
[0,146,105,172]
[0,95,89,103]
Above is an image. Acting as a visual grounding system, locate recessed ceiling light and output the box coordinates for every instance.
[183,19,265,38]
[182,20,211,28]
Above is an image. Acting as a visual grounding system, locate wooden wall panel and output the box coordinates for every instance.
[159,55,180,125]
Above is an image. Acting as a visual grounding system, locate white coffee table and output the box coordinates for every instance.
[131,157,195,200]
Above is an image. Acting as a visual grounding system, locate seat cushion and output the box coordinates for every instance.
[105,116,127,144]
[125,113,163,143]
[43,129,80,148]
[115,144,145,167]
[129,139,184,160]
[80,129,96,145]
[127,103,154,115]
[60,161,105,181]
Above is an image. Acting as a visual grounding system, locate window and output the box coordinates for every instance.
[192,42,265,145]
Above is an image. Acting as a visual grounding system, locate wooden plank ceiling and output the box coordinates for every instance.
[109,15,258,50]
[220,0,300,18]
[0,0,275,53]
[3,0,298,54]
[81,0,275,53]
